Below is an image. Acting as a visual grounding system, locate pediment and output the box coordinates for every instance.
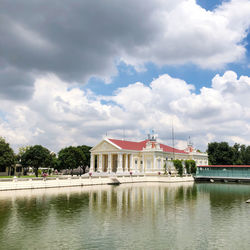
[91,140,120,152]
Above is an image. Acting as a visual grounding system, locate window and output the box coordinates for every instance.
[141,161,143,164]
[0,166,6,172]
[157,159,161,170]
[147,160,151,169]
[135,160,138,164]
[16,167,22,173]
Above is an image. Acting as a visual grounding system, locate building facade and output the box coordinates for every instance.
[90,136,208,174]
[0,164,23,176]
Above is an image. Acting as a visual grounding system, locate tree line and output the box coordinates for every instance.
[207,142,250,165]
[0,137,91,177]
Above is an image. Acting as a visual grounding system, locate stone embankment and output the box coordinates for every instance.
[0,175,194,191]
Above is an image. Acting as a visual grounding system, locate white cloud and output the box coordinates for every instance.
[122,0,250,70]
[1,70,250,152]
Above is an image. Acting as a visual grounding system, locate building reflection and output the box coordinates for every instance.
[0,183,196,230]
[0,200,12,231]
[88,183,195,219]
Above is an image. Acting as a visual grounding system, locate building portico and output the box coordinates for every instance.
[90,151,133,173]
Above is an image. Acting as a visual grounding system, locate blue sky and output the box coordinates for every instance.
[0,0,250,152]
[86,47,250,96]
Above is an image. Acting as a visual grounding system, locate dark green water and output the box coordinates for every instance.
[0,183,250,250]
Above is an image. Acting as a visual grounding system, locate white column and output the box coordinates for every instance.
[98,154,103,172]
[125,154,128,172]
[117,153,123,173]
[130,154,134,172]
[142,155,145,173]
[153,155,156,172]
[108,153,111,173]
[162,157,164,172]
[134,156,138,172]
[90,154,94,172]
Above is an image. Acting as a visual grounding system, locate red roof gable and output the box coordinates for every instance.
[108,138,187,154]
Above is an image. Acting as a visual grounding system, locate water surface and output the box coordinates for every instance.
[0,183,250,250]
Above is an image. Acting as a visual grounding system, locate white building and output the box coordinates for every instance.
[90,135,208,174]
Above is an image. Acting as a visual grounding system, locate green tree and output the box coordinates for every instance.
[21,145,52,177]
[16,146,31,175]
[77,145,91,167]
[207,142,234,165]
[232,143,242,164]
[50,153,60,170]
[0,137,15,175]
[58,146,86,175]
[184,160,191,174]
[243,146,250,164]
[240,144,246,164]
[190,160,196,174]
[173,159,183,176]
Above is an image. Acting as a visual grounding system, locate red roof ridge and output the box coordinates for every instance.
[108,138,148,143]
[108,138,186,153]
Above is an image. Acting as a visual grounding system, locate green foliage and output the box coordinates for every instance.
[0,137,15,175]
[21,145,52,177]
[58,146,86,173]
[207,142,234,165]
[50,153,60,170]
[173,159,183,176]
[184,160,196,174]
[16,146,31,161]
[16,146,31,175]
[207,142,250,165]
[189,160,196,174]
[184,160,191,174]
[77,145,91,167]
[163,163,167,174]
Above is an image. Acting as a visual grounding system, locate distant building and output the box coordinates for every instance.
[0,164,23,176]
[90,135,208,173]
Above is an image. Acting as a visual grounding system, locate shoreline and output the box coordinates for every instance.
[0,175,194,191]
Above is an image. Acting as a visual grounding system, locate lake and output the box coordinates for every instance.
[0,182,250,250]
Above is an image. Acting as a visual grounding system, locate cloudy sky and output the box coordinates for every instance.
[1,0,250,152]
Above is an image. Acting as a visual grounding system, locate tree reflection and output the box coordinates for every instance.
[52,192,89,219]
[186,185,197,201]
[0,200,12,231]
[175,186,184,202]
[198,183,250,208]
[16,196,51,225]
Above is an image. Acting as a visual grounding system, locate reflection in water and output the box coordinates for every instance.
[0,183,250,250]
[0,200,12,232]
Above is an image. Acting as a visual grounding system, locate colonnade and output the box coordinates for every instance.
[90,153,133,173]
[90,152,167,173]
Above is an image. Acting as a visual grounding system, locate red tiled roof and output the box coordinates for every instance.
[108,138,187,154]
[159,143,187,154]
[199,165,250,168]
[108,139,149,151]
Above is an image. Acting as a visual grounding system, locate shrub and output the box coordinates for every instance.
[190,160,197,174]
[173,159,183,176]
